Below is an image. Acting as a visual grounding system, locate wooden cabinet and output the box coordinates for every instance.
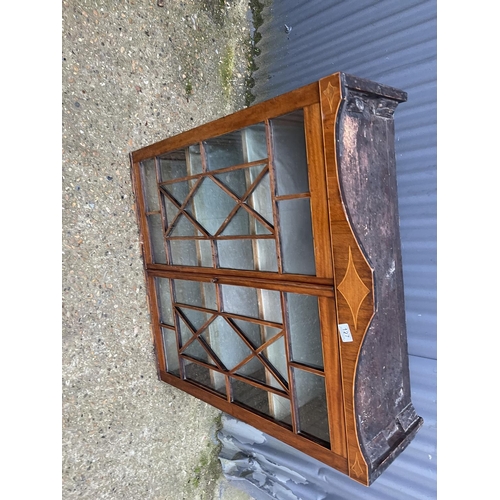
[129,72,422,486]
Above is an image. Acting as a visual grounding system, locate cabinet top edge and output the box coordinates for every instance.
[340,72,408,102]
[129,71,407,162]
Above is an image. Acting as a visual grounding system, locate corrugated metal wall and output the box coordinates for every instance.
[219,0,437,498]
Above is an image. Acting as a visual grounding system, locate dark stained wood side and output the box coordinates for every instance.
[337,75,423,483]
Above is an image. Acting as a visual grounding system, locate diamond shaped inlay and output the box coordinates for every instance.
[322,81,339,112]
[350,453,364,478]
[337,247,370,331]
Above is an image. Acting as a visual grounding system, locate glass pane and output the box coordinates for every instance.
[293,369,330,444]
[173,279,217,310]
[204,130,245,171]
[232,379,291,425]
[178,315,194,346]
[161,179,193,206]
[221,208,271,236]
[260,289,282,324]
[214,163,266,199]
[188,144,203,175]
[232,378,269,414]
[242,123,267,162]
[159,149,188,181]
[287,293,323,369]
[254,239,278,273]
[262,336,288,384]
[155,277,173,325]
[217,239,254,271]
[220,207,251,236]
[169,239,212,267]
[202,316,252,370]
[270,110,310,196]
[141,159,159,212]
[184,360,226,395]
[162,328,179,376]
[183,339,215,366]
[169,215,202,237]
[221,284,283,323]
[235,356,266,383]
[278,198,316,275]
[246,171,273,226]
[161,194,180,228]
[185,177,236,235]
[231,318,264,348]
[147,214,166,264]
[178,307,213,332]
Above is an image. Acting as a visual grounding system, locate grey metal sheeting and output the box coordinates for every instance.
[220,0,437,498]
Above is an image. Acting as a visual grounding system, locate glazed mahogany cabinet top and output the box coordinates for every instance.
[129,72,423,486]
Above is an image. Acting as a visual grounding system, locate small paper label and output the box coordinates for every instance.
[338,323,353,342]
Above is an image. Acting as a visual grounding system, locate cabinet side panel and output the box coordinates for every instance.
[337,84,422,478]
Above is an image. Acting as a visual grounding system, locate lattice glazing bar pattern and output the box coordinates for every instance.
[155,275,331,446]
[131,73,422,486]
[139,111,316,276]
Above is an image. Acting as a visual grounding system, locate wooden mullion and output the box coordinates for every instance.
[257,353,289,394]
[225,318,260,353]
[181,354,225,374]
[173,303,283,329]
[177,309,217,353]
[211,166,272,236]
[289,361,325,377]
[275,193,311,201]
[265,119,283,273]
[239,202,275,233]
[213,198,241,237]
[303,103,335,280]
[281,292,299,434]
[158,158,267,186]
[227,352,255,376]
[175,307,198,353]
[253,330,285,356]
[220,311,282,329]
[239,163,270,205]
[160,179,207,237]
[163,188,210,237]
[170,279,186,379]
[154,157,170,264]
[196,335,226,371]
[166,234,276,241]
[230,373,289,399]
[200,141,208,173]
[317,295,347,457]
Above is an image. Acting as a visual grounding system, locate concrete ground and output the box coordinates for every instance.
[62,1,258,498]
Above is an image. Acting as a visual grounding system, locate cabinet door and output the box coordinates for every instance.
[131,93,350,475]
